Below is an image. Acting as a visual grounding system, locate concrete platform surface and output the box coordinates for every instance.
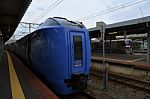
[0,51,59,99]
[92,53,150,69]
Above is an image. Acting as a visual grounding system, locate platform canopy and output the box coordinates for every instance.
[89,16,150,39]
[0,0,32,42]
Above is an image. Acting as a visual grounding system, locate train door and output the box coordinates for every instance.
[70,32,86,73]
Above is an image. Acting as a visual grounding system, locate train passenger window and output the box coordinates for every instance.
[73,36,83,65]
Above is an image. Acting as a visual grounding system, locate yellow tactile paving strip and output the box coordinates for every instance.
[5,51,25,99]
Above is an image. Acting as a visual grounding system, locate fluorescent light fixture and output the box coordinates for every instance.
[109,32,117,35]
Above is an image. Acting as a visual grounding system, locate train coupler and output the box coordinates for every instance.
[64,73,88,90]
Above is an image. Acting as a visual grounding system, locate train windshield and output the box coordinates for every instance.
[54,18,84,28]
[44,19,60,26]
[73,36,83,66]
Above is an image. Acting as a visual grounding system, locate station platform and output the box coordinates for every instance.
[0,51,59,99]
[92,53,150,69]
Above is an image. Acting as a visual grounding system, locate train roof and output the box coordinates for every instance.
[38,17,85,29]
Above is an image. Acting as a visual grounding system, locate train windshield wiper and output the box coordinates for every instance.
[67,20,84,28]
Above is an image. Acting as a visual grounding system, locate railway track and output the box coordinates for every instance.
[90,69,150,94]
[59,92,95,99]
[81,92,96,99]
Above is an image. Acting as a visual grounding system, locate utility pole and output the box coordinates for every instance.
[29,23,31,34]
[102,23,107,89]
[97,22,107,89]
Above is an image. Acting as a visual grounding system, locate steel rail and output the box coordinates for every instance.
[90,69,150,94]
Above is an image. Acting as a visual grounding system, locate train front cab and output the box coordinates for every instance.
[64,30,91,94]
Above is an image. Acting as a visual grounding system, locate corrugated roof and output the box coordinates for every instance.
[0,0,32,42]
[89,16,150,38]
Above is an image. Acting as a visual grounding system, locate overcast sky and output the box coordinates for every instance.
[13,0,150,39]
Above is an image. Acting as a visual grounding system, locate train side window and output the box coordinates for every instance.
[30,32,40,40]
[73,36,83,62]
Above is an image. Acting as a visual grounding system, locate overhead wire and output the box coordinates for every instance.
[33,0,63,23]
[14,0,63,40]
[79,0,146,21]
[33,0,60,22]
